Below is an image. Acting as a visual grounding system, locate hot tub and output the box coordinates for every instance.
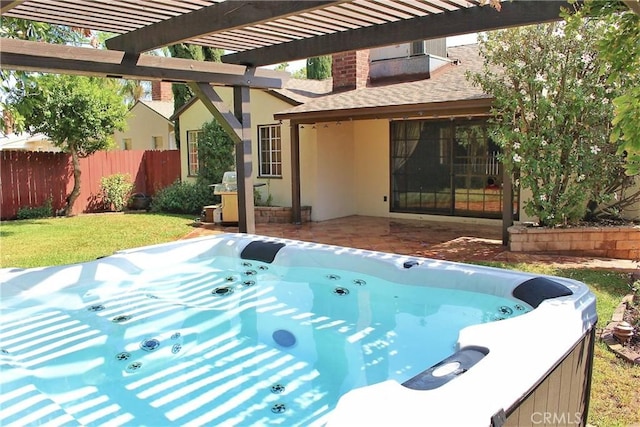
[0,234,596,427]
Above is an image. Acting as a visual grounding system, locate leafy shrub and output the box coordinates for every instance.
[101,173,134,212]
[254,186,273,207]
[197,119,235,186]
[17,198,53,220]
[150,180,216,214]
[468,21,637,226]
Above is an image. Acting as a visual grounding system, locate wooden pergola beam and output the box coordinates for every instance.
[623,0,640,15]
[0,38,288,88]
[187,82,243,144]
[0,0,24,14]
[105,0,340,53]
[224,1,573,66]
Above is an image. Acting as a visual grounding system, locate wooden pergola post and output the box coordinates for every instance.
[233,85,255,233]
[502,168,513,246]
[189,80,256,234]
[290,121,302,224]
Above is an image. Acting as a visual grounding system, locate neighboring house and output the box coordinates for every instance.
[113,81,176,151]
[0,132,60,152]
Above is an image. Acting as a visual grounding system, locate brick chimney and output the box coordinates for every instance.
[331,50,370,92]
[151,81,173,101]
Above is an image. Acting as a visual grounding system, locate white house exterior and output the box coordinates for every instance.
[113,81,176,151]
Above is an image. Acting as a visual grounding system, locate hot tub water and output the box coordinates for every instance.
[1,254,530,426]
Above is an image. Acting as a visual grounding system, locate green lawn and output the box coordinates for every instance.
[0,212,197,268]
[0,215,638,426]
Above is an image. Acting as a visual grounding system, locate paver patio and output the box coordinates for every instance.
[184,215,637,272]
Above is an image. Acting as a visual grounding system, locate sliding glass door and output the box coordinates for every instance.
[390,119,517,219]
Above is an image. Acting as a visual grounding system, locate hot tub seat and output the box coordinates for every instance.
[512,276,573,308]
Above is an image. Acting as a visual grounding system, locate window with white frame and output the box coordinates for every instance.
[187,130,203,176]
[152,136,164,150]
[258,124,282,177]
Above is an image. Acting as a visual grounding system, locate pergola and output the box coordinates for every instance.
[1,0,586,236]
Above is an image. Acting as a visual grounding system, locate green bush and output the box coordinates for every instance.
[150,180,216,215]
[197,119,235,187]
[101,173,134,212]
[16,198,53,220]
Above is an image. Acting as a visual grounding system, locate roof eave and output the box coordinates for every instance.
[274,97,494,124]
[169,97,198,121]
[137,101,175,123]
[265,89,303,107]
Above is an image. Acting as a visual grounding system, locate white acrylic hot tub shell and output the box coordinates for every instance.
[0,233,597,427]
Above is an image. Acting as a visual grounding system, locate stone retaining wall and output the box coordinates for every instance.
[508,225,640,260]
[255,206,311,224]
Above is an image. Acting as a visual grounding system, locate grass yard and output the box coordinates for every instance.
[0,212,197,268]
[0,215,638,426]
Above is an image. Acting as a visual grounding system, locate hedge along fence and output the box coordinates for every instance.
[0,149,181,219]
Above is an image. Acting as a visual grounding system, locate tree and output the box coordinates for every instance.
[291,68,307,79]
[197,118,236,186]
[306,56,332,80]
[119,80,147,106]
[0,17,89,131]
[9,74,128,216]
[469,20,638,226]
[566,0,640,175]
[166,44,223,146]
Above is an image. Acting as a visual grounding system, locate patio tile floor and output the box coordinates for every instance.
[184,215,636,272]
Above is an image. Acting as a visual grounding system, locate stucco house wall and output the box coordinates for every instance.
[353,120,391,218]
[295,119,389,221]
[306,122,357,221]
[0,133,60,152]
[298,125,318,210]
[179,99,209,181]
[177,88,297,208]
[113,101,175,151]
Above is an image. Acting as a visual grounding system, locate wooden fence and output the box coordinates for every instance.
[0,149,181,219]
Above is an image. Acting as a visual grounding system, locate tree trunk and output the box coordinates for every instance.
[64,145,82,217]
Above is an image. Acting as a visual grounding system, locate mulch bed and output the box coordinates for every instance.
[601,293,640,365]
[622,294,640,354]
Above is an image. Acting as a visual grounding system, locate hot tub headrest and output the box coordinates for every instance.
[512,277,573,308]
[240,240,286,264]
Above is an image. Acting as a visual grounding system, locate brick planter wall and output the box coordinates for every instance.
[508,225,640,260]
[255,206,311,224]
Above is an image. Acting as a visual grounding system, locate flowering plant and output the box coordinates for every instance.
[469,20,637,226]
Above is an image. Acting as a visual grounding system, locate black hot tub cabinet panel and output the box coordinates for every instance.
[501,327,596,427]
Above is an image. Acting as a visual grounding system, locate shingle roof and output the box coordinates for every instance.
[270,78,333,105]
[139,100,175,121]
[275,44,490,119]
